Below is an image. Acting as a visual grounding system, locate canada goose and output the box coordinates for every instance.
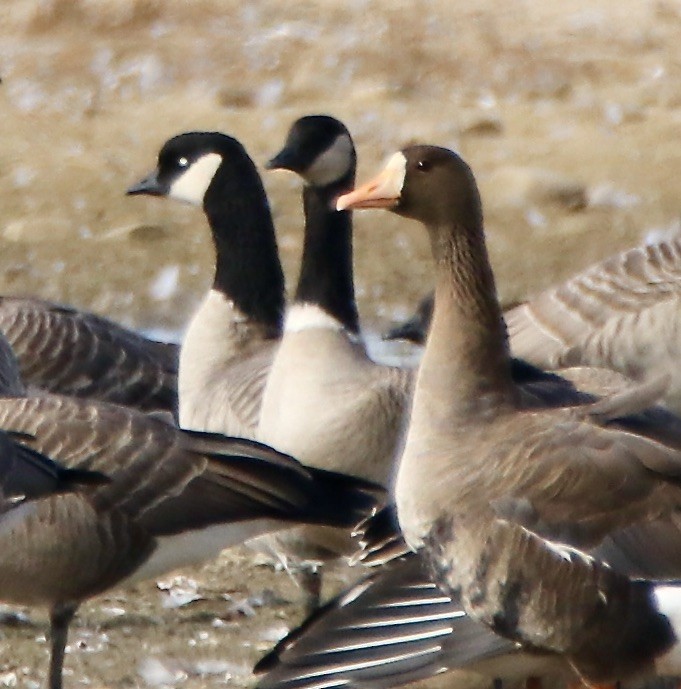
[260,115,409,489]
[257,115,413,609]
[0,359,381,689]
[334,145,681,683]
[127,131,285,436]
[0,296,178,413]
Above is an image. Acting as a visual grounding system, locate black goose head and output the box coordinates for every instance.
[267,115,356,189]
[127,131,284,330]
[127,131,256,209]
[337,145,482,231]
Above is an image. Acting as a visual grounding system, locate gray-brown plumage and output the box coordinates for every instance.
[505,237,681,413]
[0,296,178,413]
[335,145,681,683]
[0,345,382,689]
[389,237,681,415]
[128,132,285,437]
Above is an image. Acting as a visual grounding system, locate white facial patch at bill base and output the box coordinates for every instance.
[168,152,223,206]
[304,133,354,187]
[336,151,406,211]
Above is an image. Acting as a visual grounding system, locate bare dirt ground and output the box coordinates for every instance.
[2,0,681,686]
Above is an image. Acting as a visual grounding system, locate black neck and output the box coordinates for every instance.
[204,161,284,336]
[294,171,360,334]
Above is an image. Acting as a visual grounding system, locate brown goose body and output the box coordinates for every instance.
[0,380,381,689]
[335,146,681,683]
[0,296,178,413]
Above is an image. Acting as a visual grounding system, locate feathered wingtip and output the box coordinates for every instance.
[177,428,386,530]
[351,503,410,566]
[254,554,518,689]
[0,439,109,507]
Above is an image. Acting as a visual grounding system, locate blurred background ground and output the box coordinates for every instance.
[2,0,681,685]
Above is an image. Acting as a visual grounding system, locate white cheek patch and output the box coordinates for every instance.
[304,134,354,187]
[169,153,223,206]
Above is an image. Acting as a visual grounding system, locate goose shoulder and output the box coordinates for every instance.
[506,238,681,389]
[0,296,178,412]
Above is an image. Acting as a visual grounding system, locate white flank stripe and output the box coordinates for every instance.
[654,585,681,675]
[379,595,453,607]
[350,610,464,629]
[301,679,350,689]
[169,153,222,206]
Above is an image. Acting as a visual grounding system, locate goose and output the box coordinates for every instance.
[257,117,635,613]
[385,237,681,416]
[260,114,410,497]
[257,115,414,610]
[505,237,681,414]
[330,145,681,684]
[0,296,178,413]
[127,131,285,437]
[0,341,382,689]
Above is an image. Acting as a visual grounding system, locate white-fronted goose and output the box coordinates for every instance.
[0,347,381,689]
[258,117,634,613]
[0,296,178,413]
[128,132,285,437]
[334,145,681,683]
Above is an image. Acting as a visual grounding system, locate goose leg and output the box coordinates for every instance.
[49,603,77,689]
[297,565,322,616]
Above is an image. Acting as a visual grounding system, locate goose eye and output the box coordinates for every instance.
[416,159,431,172]
[177,157,189,168]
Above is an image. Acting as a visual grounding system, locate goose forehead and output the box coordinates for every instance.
[168,152,223,206]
